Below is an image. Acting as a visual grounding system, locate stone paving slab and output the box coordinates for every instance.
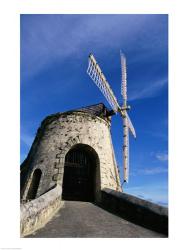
[26,201,166,238]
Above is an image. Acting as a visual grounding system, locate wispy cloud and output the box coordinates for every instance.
[20,153,27,164]
[20,132,34,148]
[138,166,168,175]
[125,182,168,205]
[21,14,168,82]
[131,166,168,176]
[145,131,168,141]
[129,77,167,101]
[156,152,168,161]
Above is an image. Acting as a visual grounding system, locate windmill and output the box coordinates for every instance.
[87,51,136,183]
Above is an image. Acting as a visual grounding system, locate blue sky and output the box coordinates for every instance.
[20,14,168,206]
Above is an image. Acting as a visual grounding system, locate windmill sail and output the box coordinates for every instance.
[87,54,120,113]
[120,51,136,182]
[120,51,127,102]
[126,112,136,138]
[87,52,136,183]
[123,115,129,182]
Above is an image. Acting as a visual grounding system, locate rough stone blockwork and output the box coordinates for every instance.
[100,188,168,236]
[20,104,168,237]
[20,184,62,237]
[21,104,122,203]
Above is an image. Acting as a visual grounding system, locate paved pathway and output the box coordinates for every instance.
[27,201,166,238]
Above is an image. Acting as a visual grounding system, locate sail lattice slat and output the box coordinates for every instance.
[87,54,120,113]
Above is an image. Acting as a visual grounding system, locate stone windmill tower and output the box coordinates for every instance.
[20,54,169,238]
[21,103,122,203]
[20,52,137,236]
[20,51,136,205]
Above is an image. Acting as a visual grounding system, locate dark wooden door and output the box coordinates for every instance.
[62,149,94,201]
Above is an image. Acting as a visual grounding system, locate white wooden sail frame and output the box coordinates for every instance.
[87,52,136,182]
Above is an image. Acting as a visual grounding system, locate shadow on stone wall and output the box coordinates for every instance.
[99,188,168,236]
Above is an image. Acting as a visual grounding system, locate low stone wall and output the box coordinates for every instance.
[20,184,63,237]
[100,188,168,235]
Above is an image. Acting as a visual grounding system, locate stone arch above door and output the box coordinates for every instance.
[52,135,99,185]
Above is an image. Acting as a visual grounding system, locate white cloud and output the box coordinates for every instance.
[21,15,167,82]
[138,166,168,175]
[145,131,168,141]
[21,132,34,148]
[130,166,168,176]
[20,153,27,164]
[131,162,168,176]
[22,15,137,79]
[129,77,167,101]
[156,152,168,161]
[125,182,168,205]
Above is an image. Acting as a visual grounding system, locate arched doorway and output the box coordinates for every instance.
[62,144,98,201]
[26,169,42,200]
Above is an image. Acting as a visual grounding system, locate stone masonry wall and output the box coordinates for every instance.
[21,111,122,202]
[100,188,168,235]
[20,184,62,237]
